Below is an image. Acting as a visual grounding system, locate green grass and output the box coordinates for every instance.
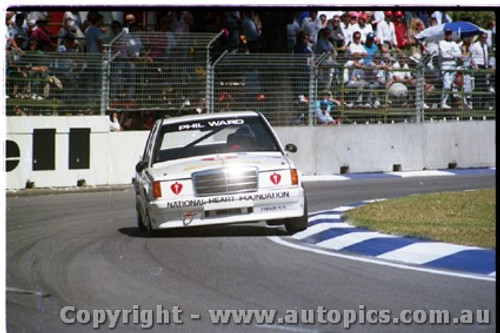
[344,189,496,249]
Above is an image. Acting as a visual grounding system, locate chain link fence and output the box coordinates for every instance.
[6,32,496,127]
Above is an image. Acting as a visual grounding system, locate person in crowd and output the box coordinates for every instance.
[223,11,242,52]
[390,53,415,87]
[123,13,136,33]
[326,15,347,54]
[431,10,452,25]
[438,28,462,109]
[469,33,490,110]
[319,14,328,28]
[370,11,385,31]
[55,33,83,105]
[393,11,409,51]
[343,52,368,107]
[314,90,341,125]
[84,12,104,100]
[62,11,85,39]
[485,20,495,49]
[315,28,338,91]
[8,12,29,50]
[407,18,426,56]
[389,53,428,108]
[362,32,378,65]
[292,30,313,99]
[376,11,397,55]
[356,12,373,43]
[30,12,57,51]
[242,11,262,53]
[300,11,322,45]
[6,33,28,99]
[293,30,313,54]
[315,28,336,54]
[122,22,150,101]
[156,15,177,57]
[364,53,390,108]
[458,38,473,110]
[287,12,302,52]
[348,31,367,57]
[109,112,122,131]
[342,11,359,46]
[58,16,81,46]
[84,13,104,54]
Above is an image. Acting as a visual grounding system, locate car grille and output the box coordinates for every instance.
[193,167,258,197]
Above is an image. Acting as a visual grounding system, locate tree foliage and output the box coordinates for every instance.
[450,11,495,28]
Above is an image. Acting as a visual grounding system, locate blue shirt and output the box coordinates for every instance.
[84,25,102,54]
[363,43,378,64]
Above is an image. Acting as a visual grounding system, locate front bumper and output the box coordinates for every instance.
[148,187,305,229]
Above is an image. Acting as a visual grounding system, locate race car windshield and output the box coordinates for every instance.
[154,116,281,163]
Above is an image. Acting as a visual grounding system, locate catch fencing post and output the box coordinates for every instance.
[206,31,224,113]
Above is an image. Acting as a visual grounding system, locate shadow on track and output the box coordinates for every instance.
[118,223,292,238]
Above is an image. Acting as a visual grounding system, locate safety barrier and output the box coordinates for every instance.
[5,116,495,190]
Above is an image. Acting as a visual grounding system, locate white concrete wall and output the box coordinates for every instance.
[277,121,495,175]
[5,117,496,189]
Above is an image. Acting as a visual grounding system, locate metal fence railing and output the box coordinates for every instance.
[6,32,496,128]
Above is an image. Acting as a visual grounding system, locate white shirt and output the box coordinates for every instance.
[391,62,412,81]
[376,20,396,46]
[469,41,489,67]
[431,11,452,25]
[438,39,462,67]
[341,24,354,45]
[349,42,367,55]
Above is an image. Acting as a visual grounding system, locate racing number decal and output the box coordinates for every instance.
[171,182,183,195]
[270,172,281,185]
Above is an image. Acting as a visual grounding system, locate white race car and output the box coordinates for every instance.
[133,111,308,236]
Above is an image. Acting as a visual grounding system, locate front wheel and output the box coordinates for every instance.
[284,198,308,233]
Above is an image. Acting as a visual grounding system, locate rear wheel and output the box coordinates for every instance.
[284,198,308,233]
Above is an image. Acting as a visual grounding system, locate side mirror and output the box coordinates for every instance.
[285,143,298,153]
[135,161,146,173]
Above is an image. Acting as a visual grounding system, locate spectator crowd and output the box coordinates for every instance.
[5,9,496,127]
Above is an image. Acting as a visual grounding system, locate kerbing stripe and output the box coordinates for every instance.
[377,242,473,265]
[293,223,356,240]
[316,232,397,250]
[425,249,496,275]
[342,237,419,256]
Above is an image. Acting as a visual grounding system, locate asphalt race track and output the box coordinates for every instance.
[6,173,496,332]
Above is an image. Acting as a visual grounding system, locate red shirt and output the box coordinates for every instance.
[30,24,56,48]
[393,20,408,48]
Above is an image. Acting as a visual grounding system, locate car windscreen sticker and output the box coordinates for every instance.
[177,119,245,131]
